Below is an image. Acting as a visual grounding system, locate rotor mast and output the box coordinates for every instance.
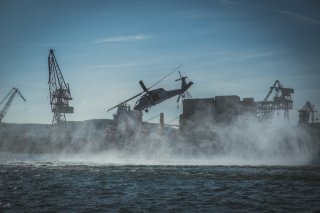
[48,49,73,125]
[175,70,193,102]
[0,88,26,123]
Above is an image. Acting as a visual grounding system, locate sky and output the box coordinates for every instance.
[0,0,320,124]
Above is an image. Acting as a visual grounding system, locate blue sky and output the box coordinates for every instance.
[0,0,320,124]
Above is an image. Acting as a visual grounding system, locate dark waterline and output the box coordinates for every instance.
[1,160,320,212]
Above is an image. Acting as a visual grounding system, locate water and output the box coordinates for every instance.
[2,114,319,211]
[1,155,320,212]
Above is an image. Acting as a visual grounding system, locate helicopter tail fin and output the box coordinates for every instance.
[183,81,193,91]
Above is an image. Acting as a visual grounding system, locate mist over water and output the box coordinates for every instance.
[1,114,318,166]
[100,113,318,166]
[1,116,320,212]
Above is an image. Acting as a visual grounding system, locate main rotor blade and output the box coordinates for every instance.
[139,80,148,92]
[148,65,183,90]
[107,91,144,112]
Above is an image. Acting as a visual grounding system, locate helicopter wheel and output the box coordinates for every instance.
[145,109,149,113]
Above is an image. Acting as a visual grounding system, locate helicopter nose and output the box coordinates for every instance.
[133,105,140,110]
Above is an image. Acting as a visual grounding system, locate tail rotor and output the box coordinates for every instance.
[175,70,193,103]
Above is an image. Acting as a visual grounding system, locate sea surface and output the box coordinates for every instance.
[1,154,320,212]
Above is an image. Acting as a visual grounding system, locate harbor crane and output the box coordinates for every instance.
[0,88,26,123]
[256,80,294,121]
[298,101,317,124]
[48,49,73,125]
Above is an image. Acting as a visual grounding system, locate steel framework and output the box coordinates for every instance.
[48,49,73,125]
[0,88,26,123]
[256,80,294,121]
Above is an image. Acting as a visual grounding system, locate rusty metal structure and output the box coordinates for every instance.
[48,49,73,125]
[256,80,294,121]
[0,88,26,123]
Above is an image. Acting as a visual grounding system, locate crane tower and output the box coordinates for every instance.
[48,49,73,125]
[0,88,26,123]
[256,80,294,121]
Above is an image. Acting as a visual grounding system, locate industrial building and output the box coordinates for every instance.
[179,95,256,131]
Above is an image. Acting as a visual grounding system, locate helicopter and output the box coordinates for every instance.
[107,66,193,112]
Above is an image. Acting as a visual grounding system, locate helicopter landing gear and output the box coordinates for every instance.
[145,109,149,113]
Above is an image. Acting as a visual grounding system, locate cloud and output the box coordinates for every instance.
[219,0,320,26]
[180,10,215,19]
[279,10,320,25]
[15,81,47,89]
[237,50,285,60]
[90,63,139,69]
[93,34,150,43]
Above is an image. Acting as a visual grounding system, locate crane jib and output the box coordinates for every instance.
[0,88,26,123]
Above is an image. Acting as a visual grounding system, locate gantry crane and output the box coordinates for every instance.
[256,80,294,121]
[298,101,317,124]
[48,49,73,125]
[0,88,26,123]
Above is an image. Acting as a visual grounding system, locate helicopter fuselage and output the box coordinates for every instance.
[134,88,182,111]
[107,68,193,113]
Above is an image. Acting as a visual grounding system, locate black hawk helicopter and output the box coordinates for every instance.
[107,66,193,112]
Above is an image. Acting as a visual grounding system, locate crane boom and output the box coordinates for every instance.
[0,88,27,123]
[264,80,282,101]
[257,80,294,121]
[48,49,73,125]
